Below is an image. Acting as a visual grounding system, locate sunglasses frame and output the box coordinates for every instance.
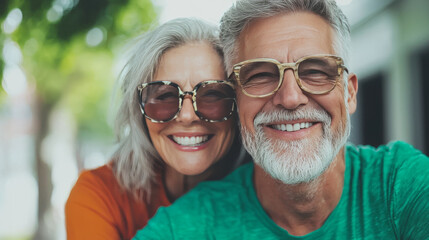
[231,54,349,98]
[137,80,236,123]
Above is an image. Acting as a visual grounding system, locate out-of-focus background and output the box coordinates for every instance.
[0,0,428,239]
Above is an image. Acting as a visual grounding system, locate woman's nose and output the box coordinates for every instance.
[175,96,200,124]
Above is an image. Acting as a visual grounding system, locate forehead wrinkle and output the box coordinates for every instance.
[247,24,324,43]
[245,29,321,60]
[238,13,335,62]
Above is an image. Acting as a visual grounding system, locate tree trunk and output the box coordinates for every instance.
[32,95,54,240]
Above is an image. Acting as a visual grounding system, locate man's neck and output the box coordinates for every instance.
[253,149,346,236]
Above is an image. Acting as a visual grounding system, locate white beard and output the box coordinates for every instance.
[241,106,350,185]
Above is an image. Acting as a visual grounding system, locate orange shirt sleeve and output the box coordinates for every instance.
[65,165,170,240]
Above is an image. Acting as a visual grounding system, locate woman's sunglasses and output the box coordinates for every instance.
[137,80,236,123]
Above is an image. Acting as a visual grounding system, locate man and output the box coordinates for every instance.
[134,0,429,239]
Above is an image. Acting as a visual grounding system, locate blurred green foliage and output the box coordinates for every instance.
[1,0,157,140]
[0,3,157,238]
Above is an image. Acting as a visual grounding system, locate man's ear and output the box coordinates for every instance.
[346,73,358,114]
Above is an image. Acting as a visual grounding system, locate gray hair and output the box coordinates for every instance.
[111,18,226,197]
[220,0,351,75]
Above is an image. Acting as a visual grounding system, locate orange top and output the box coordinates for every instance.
[65,163,170,240]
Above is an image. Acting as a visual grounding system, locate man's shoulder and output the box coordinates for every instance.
[345,141,429,190]
[185,162,252,199]
[161,163,254,214]
[345,142,429,239]
[135,163,258,239]
[346,140,428,165]
[205,161,253,187]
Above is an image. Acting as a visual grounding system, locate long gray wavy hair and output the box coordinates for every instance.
[111,18,246,197]
[220,0,351,87]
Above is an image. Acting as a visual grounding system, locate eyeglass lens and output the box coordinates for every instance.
[141,82,235,122]
[238,56,339,96]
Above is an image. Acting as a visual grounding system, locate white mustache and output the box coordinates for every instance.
[253,107,331,127]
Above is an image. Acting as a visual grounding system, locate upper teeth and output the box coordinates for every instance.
[272,122,313,132]
[173,135,209,146]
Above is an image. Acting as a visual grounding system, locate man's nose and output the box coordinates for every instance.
[271,69,309,110]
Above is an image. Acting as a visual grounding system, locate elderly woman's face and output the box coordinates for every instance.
[146,42,235,175]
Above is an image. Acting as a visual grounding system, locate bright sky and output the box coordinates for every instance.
[152,0,237,24]
[152,0,356,25]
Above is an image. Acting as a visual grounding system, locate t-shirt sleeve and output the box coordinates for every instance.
[133,207,173,240]
[390,142,429,239]
[65,170,122,240]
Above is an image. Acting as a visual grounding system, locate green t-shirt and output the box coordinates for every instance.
[134,141,429,239]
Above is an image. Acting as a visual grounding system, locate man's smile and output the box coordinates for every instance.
[269,122,314,132]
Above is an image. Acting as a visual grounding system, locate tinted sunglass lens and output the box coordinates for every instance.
[196,83,235,121]
[142,83,179,121]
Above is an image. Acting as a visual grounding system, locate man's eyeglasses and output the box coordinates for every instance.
[231,54,349,98]
[137,80,236,123]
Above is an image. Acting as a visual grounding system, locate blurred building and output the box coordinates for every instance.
[345,0,429,155]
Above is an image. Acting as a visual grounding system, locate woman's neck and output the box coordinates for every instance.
[163,156,234,202]
[163,165,209,202]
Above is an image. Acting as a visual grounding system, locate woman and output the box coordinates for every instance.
[65,18,247,239]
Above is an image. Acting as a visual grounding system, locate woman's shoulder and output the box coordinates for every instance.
[66,163,124,208]
[66,163,171,239]
[67,163,122,200]
[75,163,111,179]
[75,163,118,187]
[67,162,168,205]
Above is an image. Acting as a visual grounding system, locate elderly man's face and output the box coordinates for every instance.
[235,12,358,184]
